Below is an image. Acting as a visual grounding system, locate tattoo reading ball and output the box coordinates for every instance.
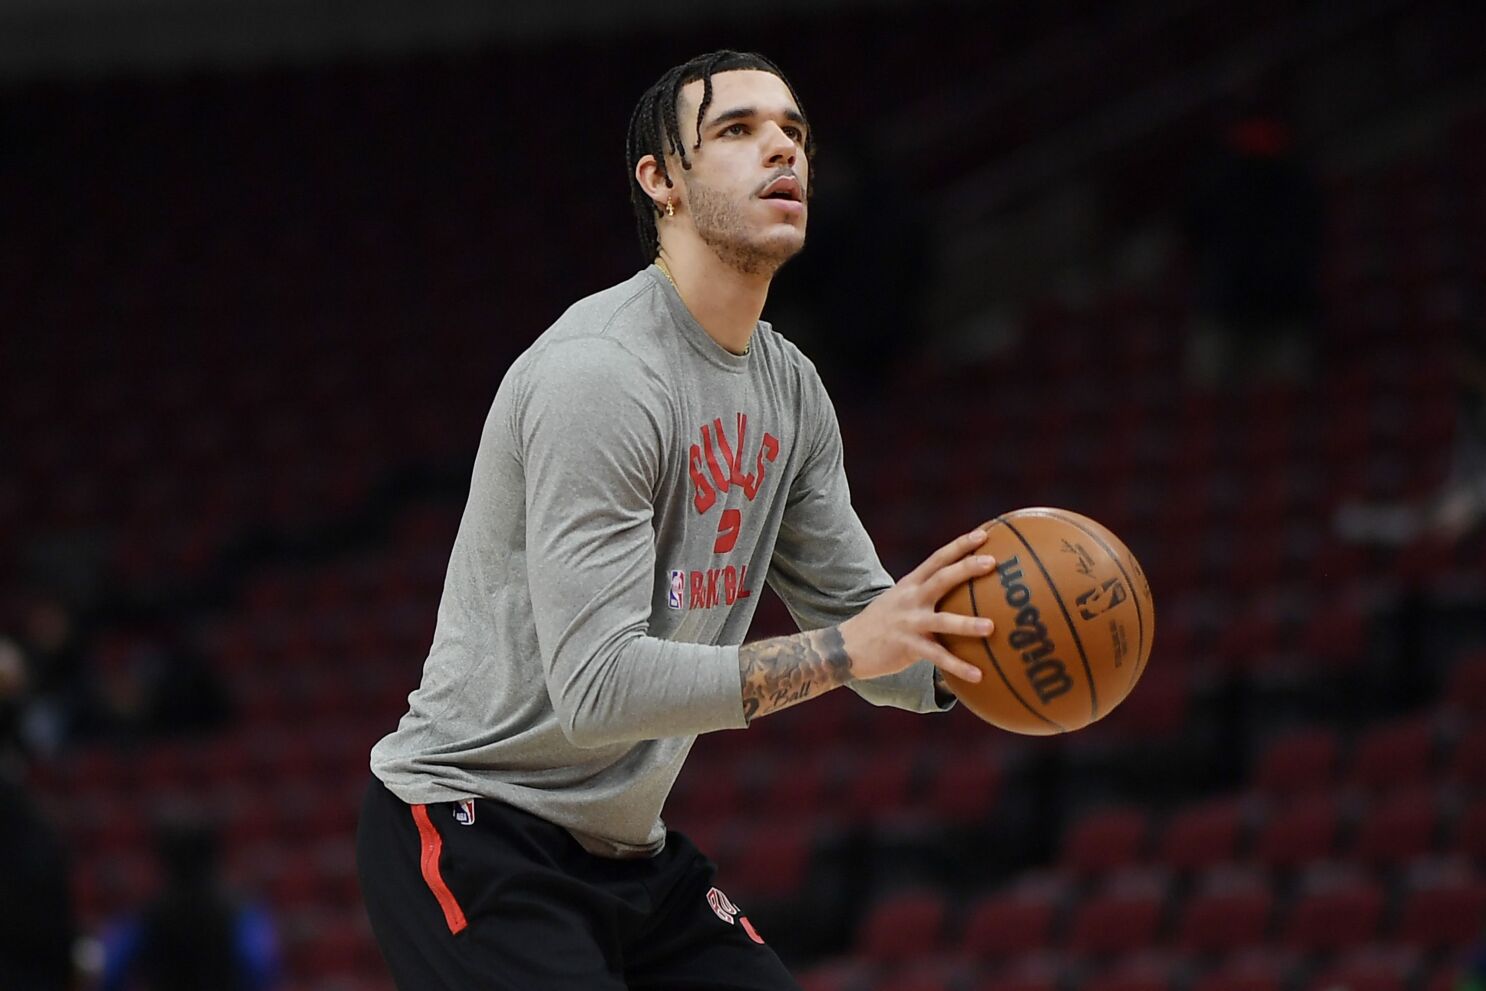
[771,680,812,706]
[739,627,852,723]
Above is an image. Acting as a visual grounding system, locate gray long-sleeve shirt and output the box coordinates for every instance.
[370,266,948,857]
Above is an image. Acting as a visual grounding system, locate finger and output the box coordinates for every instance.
[921,554,998,602]
[906,527,989,585]
[924,611,994,639]
[923,643,983,683]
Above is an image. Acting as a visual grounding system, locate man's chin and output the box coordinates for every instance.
[701,227,806,277]
[757,229,807,267]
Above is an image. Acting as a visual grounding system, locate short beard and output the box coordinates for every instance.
[686,178,805,277]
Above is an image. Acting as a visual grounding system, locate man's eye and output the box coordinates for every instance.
[723,123,748,136]
[785,127,803,141]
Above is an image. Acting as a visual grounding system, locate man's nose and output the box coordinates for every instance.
[762,122,797,165]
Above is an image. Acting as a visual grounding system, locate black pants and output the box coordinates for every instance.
[357,778,801,991]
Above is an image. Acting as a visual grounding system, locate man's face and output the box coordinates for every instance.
[673,69,809,276]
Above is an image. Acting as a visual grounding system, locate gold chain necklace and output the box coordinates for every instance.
[655,258,750,356]
[655,257,677,288]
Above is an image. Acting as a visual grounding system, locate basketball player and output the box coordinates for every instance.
[356,50,997,990]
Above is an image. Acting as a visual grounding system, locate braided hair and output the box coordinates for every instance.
[625,50,815,263]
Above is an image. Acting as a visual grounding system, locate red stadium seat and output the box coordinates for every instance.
[1084,977,1173,991]
[1159,797,1251,872]
[1066,869,1170,957]
[1176,866,1273,954]
[1457,798,1486,861]
[974,951,1068,991]
[1190,948,1301,991]
[1281,865,1385,953]
[668,760,745,823]
[1304,946,1422,991]
[1348,717,1439,792]
[960,875,1069,963]
[1395,859,1486,950]
[1448,724,1486,791]
[1082,950,1187,991]
[1254,792,1344,870]
[724,819,819,902]
[754,751,835,819]
[877,959,973,991]
[1190,971,1281,991]
[797,960,870,991]
[1061,805,1151,875]
[921,750,1002,826]
[856,889,949,965]
[840,749,917,820]
[1352,786,1442,866]
[976,978,1061,991]
[1093,665,1190,739]
[1254,728,1340,797]
[781,689,858,749]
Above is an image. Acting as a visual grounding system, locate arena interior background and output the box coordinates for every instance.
[1,1,1484,989]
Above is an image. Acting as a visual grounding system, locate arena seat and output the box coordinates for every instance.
[1065,869,1171,957]
[1158,797,1251,872]
[1175,866,1273,955]
[959,875,1069,963]
[1253,728,1341,797]
[1347,717,1440,792]
[1060,805,1152,876]
[855,889,950,966]
[1351,786,1443,866]
[1279,865,1386,954]
[1253,792,1345,870]
[1395,859,1486,951]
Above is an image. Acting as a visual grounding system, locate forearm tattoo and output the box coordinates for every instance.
[738,626,854,723]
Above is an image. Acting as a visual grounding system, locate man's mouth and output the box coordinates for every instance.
[759,174,802,202]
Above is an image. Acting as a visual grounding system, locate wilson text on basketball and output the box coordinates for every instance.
[998,555,1074,703]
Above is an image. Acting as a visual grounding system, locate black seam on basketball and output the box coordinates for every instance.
[998,514,1100,723]
[1030,509,1150,690]
[967,571,1066,733]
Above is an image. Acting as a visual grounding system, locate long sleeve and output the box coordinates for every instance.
[767,377,950,714]
[519,341,748,747]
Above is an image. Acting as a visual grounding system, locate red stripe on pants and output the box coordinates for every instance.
[411,804,469,935]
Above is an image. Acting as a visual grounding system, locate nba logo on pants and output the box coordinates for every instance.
[668,570,685,609]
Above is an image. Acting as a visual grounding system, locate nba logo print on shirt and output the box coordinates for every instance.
[452,799,476,826]
[668,570,685,610]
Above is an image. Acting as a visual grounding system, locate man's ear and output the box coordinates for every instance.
[635,154,675,212]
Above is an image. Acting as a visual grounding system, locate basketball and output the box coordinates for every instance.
[937,508,1155,735]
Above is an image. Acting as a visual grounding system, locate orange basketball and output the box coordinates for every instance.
[937,507,1154,735]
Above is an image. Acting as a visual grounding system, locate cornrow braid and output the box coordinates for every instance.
[625,49,815,263]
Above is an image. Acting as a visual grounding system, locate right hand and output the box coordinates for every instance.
[839,528,998,684]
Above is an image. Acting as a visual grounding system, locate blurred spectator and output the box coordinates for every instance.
[100,812,281,991]
[1428,322,1486,538]
[96,628,233,744]
[16,593,104,754]
[137,630,235,739]
[0,636,80,991]
[16,590,233,750]
[1335,320,1486,545]
[1183,107,1324,389]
